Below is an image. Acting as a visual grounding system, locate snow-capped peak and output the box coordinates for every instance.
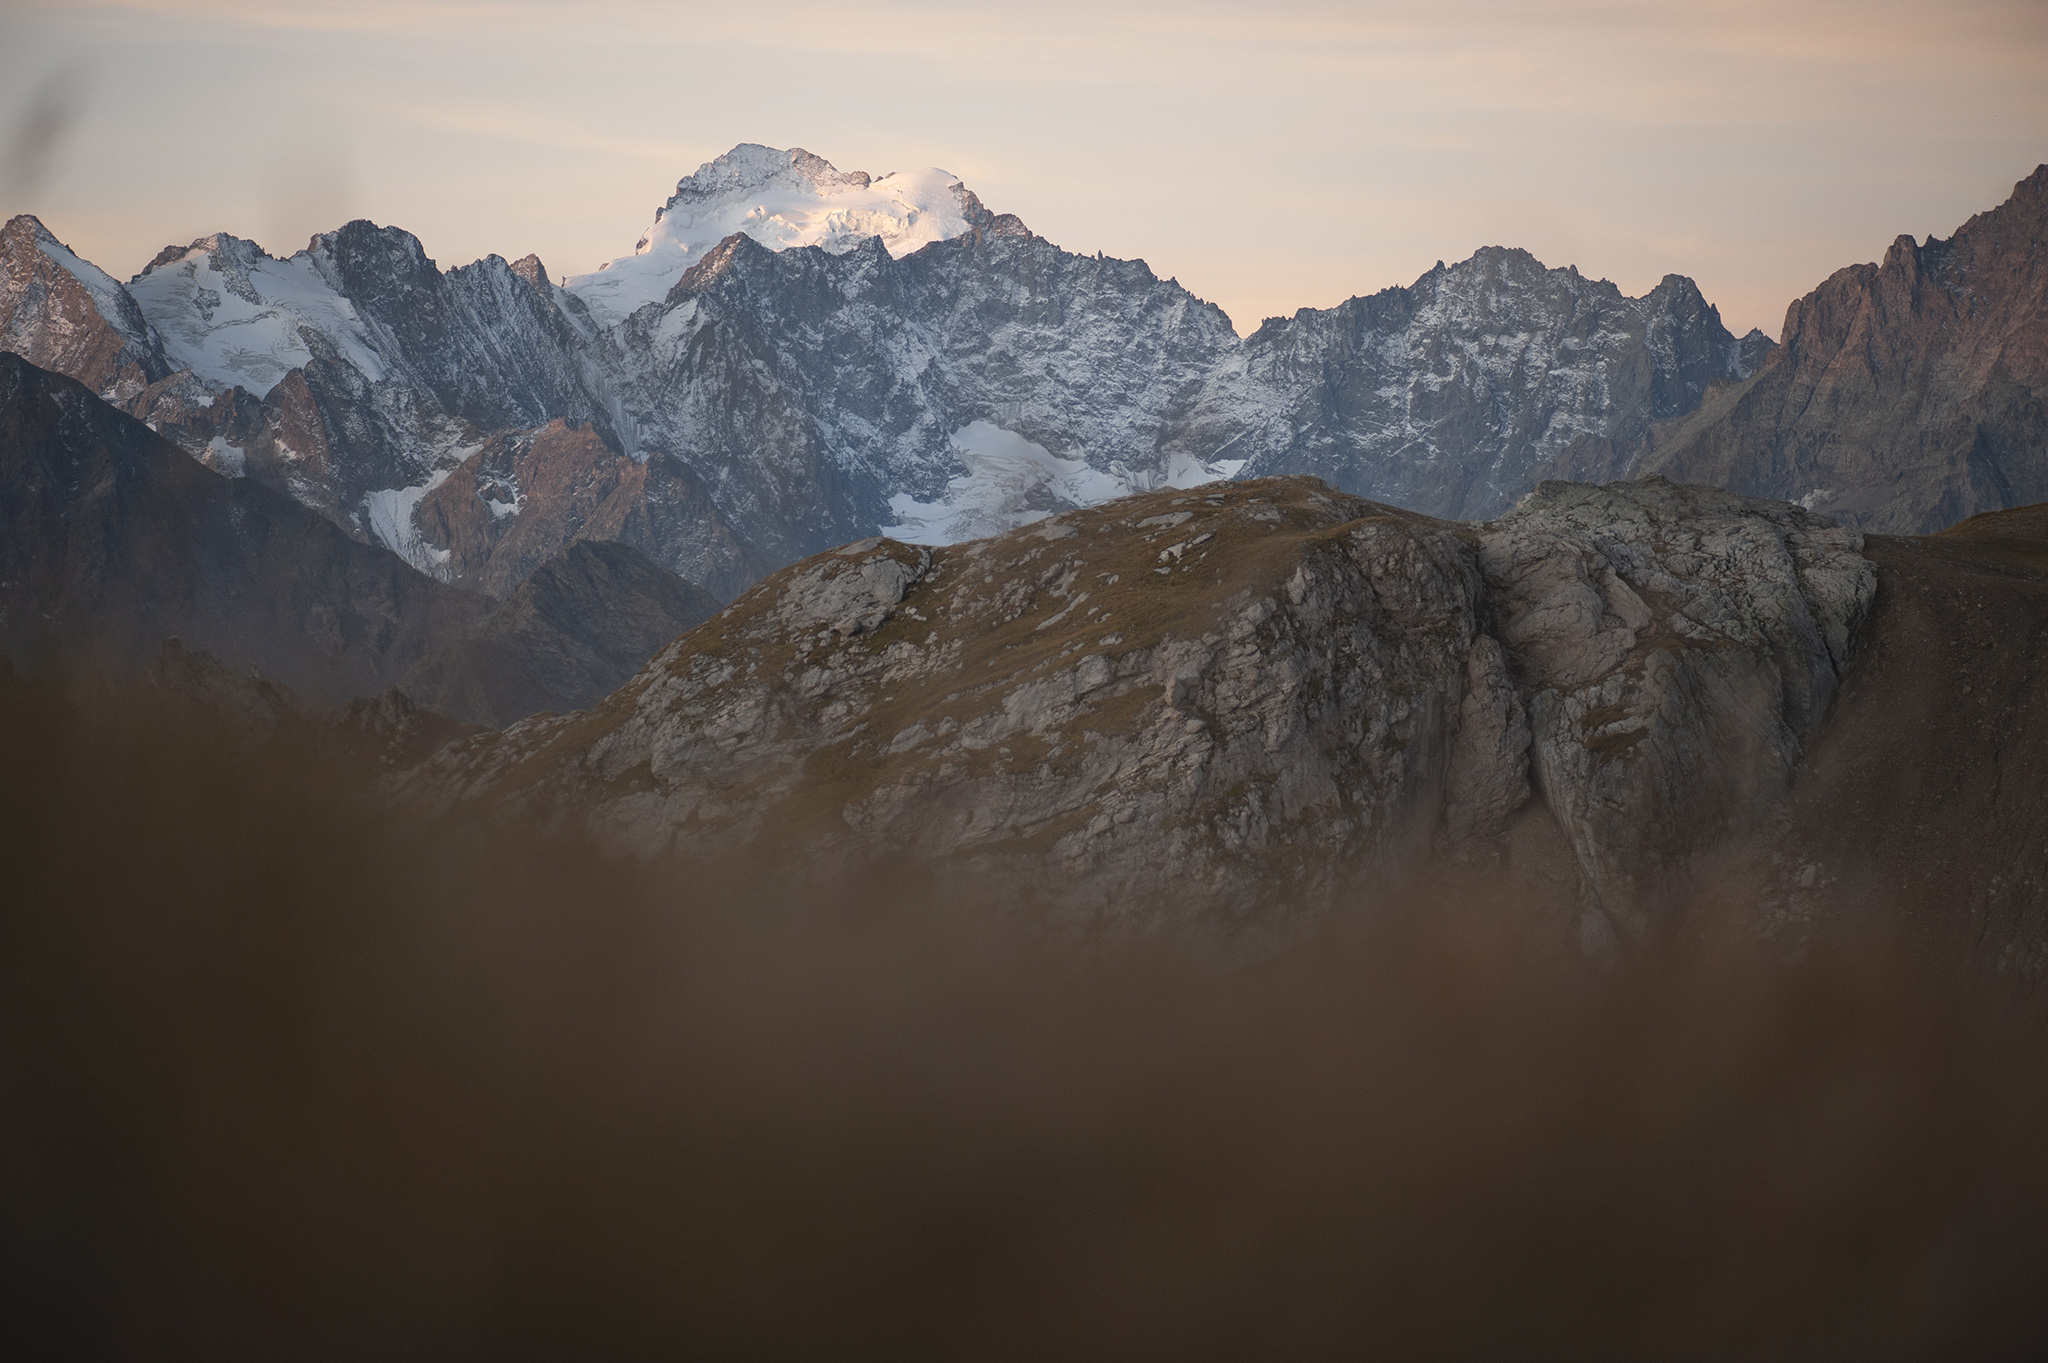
[127,232,388,393]
[562,144,981,327]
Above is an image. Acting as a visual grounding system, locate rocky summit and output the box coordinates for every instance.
[402,474,1873,941]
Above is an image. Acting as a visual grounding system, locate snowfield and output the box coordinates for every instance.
[564,144,976,328]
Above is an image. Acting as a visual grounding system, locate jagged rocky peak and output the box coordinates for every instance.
[508,253,552,292]
[0,213,171,402]
[1637,163,2048,533]
[137,230,272,280]
[306,219,448,303]
[562,142,994,326]
[1221,245,1768,521]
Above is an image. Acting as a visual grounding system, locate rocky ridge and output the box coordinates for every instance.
[1616,165,2048,532]
[403,474,1874,939]
[0,144,1765,602]
[1216,249,1773,519]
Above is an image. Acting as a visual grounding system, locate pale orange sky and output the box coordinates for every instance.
[2,0,2044,338]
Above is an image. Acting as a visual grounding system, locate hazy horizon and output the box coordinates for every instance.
[3,0,2044,338]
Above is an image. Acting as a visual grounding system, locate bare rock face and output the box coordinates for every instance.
[1630,165,2048,532]
[411,419,763,601]
[0,216,171,404]
[1216,250,1768,520]
[1476,478,1874,941]
[1441,636,1531,849]
[403,479,1493,923]
[403,475,1876,933]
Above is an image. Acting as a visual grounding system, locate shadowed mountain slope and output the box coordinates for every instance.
[0,352,490,705]
[1758,501,2048,978]
[400,539,721,728]
[0,355,722,717]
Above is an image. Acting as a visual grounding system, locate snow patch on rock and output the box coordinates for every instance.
[30,224,157,355]
[883,422,1240,545]
[203,435,247,477]
[365,467,458,575]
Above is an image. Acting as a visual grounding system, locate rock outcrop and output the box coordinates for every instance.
[403,475,1874,935]
[1622,165,2048,532]
[1478,478,1873,941]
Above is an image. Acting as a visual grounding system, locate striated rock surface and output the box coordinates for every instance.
[410,418,763,601]
[403,475,1873,932]
[0,216,171,404]
[1626,165,2048,532]
[1213,250,1770,520]
[1479,478,1874,941]
[400,539,720,728]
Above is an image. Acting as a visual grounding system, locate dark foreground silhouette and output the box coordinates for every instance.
[3,667,2046,1361]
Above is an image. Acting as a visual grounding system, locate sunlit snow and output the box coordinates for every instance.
[127,236,389,395]
[563,144,975,329]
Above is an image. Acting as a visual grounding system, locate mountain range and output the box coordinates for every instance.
[8,147,2041,617]
[0,144,1800,602]
[2,142,2047,962]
